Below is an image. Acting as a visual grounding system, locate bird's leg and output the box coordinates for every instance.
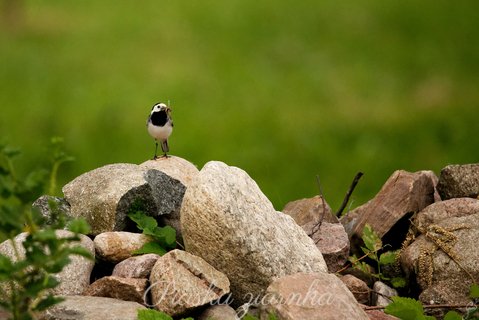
[153,141,159,160]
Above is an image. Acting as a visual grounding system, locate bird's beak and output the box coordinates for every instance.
[166,107,172,114]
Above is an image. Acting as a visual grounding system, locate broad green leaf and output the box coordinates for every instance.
[128,212,158,231]
[157,225,177,247]
[385,296,435,320]
[470,283,479,298]
[379,250,399,265]
[444,311,463,320]
[362,224,382,252]
[134,242,167,256]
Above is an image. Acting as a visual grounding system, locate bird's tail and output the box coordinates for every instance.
[161,140,169,153]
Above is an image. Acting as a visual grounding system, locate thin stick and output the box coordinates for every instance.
[310,175,326,243]
[336,172,364,217]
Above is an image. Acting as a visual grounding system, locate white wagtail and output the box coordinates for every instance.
[147,102,173,159]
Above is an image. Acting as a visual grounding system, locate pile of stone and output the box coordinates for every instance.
[340,164,479,318]
[1,155,477,319]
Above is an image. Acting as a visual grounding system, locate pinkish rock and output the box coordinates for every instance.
[340,274,370,305]
[83,276,148,304]
[149,249,230,316]
[112,253,160,278]
[341,170,436,249]
[260,272,369,320]
[94,232,151,263]
[282,195,338,227]
[307,222,350,272]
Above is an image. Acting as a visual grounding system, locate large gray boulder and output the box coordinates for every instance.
[62,162,186,235]
[181,161,327,305]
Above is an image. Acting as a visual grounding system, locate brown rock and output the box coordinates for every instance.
[149,249,230,316]
[283,195,338,227]
[83,276,148,304]
[112,253,160,278]
[198,304,238,320]
[307,222,350,272]
[341,170,436,247]
[437,163,479,200]
[400,198,479,310]
[260,272,369,320]
[340,274,370,305]
[94,232,151,263]
[40,295,145,320]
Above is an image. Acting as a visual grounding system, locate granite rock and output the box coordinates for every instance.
[181,161,327,305]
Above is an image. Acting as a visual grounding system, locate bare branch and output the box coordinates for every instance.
[336,172,363,217]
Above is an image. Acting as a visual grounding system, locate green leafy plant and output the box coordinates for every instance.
[128,209,176,255]
[348,224,406,288]
[384,284,479,320]
[385,296,436,320]
[0,141,93,320]
[137,309,193,320]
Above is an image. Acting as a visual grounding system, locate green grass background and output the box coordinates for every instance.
[1,1,478,211]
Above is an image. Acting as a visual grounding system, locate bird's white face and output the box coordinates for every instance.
[151,103,171,114]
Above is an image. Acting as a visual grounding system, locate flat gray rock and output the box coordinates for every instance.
[181,161,327,305]
[40,296,145,320]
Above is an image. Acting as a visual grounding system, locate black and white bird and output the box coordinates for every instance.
[147,102,173,159]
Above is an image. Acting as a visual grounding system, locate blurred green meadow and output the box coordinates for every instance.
[1,1,478,211]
